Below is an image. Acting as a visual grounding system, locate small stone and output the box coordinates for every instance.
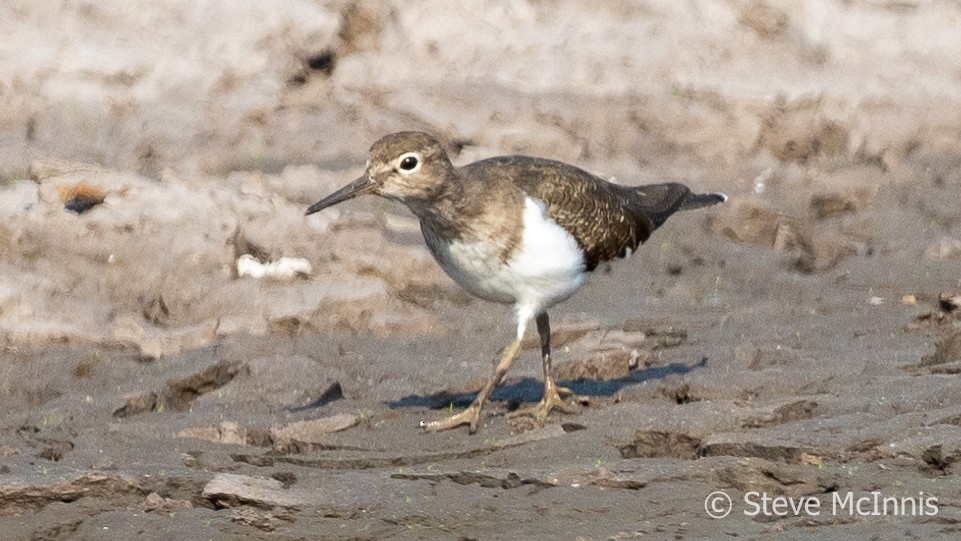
[143,492,193,513]
[112,392,157,418]
[202,473,309,509]
[270,414,359,450]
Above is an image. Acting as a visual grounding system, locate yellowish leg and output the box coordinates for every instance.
[422,333,525,434]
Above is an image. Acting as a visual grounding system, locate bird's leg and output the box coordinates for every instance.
[509,312,577,423]
[530,312,577,418]
[421,317,528,434]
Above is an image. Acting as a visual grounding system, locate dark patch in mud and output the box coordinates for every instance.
[391,471,554,491]
[619,430,703,460]
[113,358,247,417]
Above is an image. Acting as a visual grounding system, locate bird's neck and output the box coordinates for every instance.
[407,174,525,252]
[393,167,468,232]
[404,185,472,242]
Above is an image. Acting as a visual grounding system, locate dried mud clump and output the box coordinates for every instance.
[112,358,247,417]
[756,100,849,162]
[555,349,653,382]
[810,192,858,220]
[920,331,961,370]
[739,0,789,39]
[619,430,702,460]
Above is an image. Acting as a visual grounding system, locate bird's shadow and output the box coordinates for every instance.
[385,357,707,410]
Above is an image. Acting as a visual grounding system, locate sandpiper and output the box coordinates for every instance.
[307,131,726,433]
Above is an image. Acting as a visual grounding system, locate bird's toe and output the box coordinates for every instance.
[420,404,482,433]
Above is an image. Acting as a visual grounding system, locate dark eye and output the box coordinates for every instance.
[399,156,419,171]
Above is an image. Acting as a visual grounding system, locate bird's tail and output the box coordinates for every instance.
[680,191,728,211]
[625,182,727,230]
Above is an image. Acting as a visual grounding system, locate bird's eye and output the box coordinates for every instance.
[398,154,419,172]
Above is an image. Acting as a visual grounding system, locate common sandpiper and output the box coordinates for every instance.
[307,131,726,433]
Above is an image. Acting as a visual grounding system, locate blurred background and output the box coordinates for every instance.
[3,0,960,179]
[1,0,960,358]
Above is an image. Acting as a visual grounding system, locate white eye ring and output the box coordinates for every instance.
[397,152,421,174]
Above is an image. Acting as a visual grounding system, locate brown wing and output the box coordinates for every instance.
[462,156,651,271]
[462,156,724,271]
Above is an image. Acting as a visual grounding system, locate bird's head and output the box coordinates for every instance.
[306,131,455,216]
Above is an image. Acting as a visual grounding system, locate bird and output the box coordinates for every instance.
[306,131,726,433]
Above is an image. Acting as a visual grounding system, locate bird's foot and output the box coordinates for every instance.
[512,386,579,423]
[420,404,482,434]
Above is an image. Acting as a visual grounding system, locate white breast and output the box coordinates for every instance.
[424,196,586,318]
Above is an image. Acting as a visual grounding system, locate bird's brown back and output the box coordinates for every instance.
[460,156,690,271]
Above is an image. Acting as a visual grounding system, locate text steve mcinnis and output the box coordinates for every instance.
[743,491,939,517]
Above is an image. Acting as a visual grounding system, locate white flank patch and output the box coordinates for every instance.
[429,196,586,329]
[509,196,586,318]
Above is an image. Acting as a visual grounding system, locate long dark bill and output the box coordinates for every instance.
[305,175,376,215]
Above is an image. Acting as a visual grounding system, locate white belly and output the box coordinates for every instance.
[424,197,586,317]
